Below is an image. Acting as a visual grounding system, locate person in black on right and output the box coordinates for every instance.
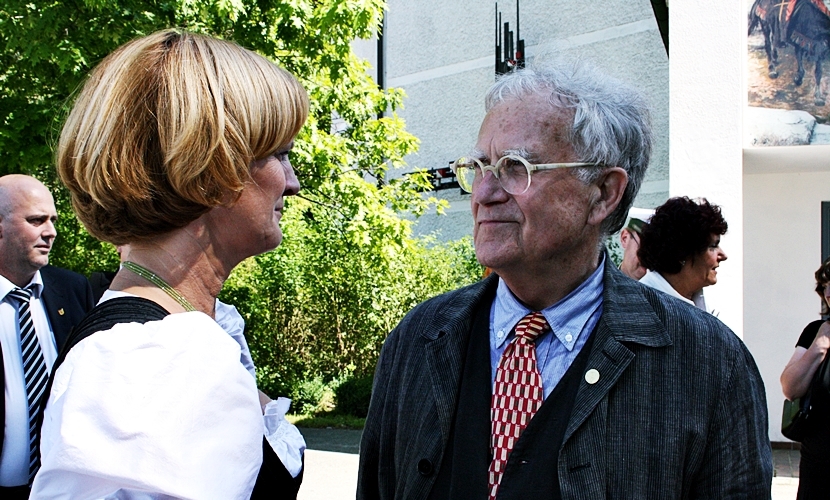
[781,257,830,499]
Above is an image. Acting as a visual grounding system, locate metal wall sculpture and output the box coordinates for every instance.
[495,1,525,75]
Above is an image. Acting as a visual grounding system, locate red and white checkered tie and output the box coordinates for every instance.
[488,311,549,499]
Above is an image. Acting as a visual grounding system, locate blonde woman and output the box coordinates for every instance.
[31,30,307,499]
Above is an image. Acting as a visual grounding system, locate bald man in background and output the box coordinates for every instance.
[0,175,94,498]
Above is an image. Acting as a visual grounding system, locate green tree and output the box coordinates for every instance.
[0,0,436,264]
[0,0,418,180]
[0,0,483,405]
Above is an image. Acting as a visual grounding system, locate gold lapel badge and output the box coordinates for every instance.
[58,308,65,316]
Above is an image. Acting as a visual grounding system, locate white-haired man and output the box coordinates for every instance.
[357,62,771,499]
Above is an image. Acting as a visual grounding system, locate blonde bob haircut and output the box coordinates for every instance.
[58,29,309,244]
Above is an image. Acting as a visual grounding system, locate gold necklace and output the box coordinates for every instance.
[122,261,196,312]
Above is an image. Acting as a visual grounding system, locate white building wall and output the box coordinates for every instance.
[674,0,830,442]
[744,170,830,441]
[670,0,744,336]
[381,0,669,239]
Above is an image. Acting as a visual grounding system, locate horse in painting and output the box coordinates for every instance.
[787,0,830,105]
[748,0,786,79]
[750,0,830,105]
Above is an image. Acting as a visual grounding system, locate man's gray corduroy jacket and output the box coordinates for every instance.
[357,259,772,499]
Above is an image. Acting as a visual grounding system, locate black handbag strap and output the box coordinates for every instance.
[800,355,830,415]
[35,297,170,465]
[812,350,830,395]
[57,296,170,358]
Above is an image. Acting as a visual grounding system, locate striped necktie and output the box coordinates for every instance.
[488,311,549,499]
[7,286,48,483]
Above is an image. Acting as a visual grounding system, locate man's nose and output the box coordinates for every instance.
[472,169,508,204]
[43,220,57,239]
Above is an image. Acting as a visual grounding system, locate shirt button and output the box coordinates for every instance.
[564,333,573,343]
[497,329,505,338]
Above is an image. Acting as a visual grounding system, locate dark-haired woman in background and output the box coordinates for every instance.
[637,197,728,313]
[781,258,830,499]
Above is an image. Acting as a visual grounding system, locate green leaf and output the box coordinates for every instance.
[1,0,483,406]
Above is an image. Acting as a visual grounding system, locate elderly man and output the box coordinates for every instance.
[357,62,771,499]
[618,207,653,280]
[0,175,94,498]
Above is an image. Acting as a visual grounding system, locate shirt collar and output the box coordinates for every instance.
[493,255,605,350]
[639,270,708,311]
[0,270,44,301]
[640,270,694,305]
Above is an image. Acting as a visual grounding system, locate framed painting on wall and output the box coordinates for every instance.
[747,0,830,147]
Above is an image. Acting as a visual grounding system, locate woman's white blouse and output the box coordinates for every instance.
[30,296,305,499]
[639,270,709,312]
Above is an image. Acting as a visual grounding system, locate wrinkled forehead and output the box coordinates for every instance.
[474,95,577,161]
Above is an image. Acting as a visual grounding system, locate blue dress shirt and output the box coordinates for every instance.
[490,256,604,398]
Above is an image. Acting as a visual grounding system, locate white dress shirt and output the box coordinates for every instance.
[30,291,305,499]
[0,271,57,487]
[490,256,604,398]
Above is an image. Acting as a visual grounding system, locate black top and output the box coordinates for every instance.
[796,320,826,349]
[795,319,830,463]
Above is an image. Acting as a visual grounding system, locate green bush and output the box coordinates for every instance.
[220,231,482,404]
[334,374,374,418]
[606,234,623,267]
[290,377,331,416]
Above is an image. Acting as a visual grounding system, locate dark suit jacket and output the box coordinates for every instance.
[357,259,773,499]
[0,265,94,459]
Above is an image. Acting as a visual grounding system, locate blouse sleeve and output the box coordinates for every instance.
[31,313,263,500]
[263,398,306,478]
[214,299,305,478]
[215,299,257,378]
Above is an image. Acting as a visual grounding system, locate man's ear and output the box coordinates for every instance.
[587,167,628,227]
[619,227,631,246]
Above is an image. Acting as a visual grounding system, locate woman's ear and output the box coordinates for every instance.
[587,167,628,227]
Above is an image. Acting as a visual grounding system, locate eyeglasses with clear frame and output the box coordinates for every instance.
[450,154,600,195]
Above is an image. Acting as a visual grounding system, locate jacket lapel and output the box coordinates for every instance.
[425,334,465,442]
[423,275,498,443]
[40,266,71,349]
[564,259,671,442]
